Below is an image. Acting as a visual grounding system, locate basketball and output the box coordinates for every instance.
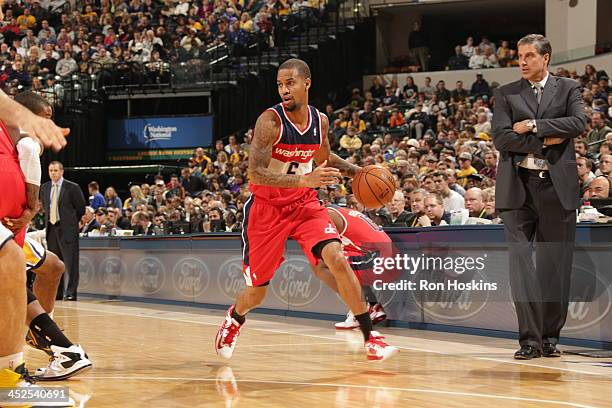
[352,165,396,209]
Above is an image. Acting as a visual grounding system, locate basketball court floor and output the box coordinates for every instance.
[28,299,612,408]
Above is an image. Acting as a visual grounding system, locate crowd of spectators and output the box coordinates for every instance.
[28,63,609,236]
[447,36,520,71]
[0,0,327,100]
[397,24,523,73]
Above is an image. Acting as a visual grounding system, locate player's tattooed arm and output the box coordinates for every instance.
[249,110,341,188]
[328,152,361,178]
[248,110,302,188]
[317,112,361,178]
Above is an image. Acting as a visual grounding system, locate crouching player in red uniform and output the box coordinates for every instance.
[6,92,92,381]
[215,59,398,361]
[312,205,394,329]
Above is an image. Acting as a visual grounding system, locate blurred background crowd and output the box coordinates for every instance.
[23,63,611,236]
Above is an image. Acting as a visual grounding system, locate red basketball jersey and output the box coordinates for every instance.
[0,120,28,246]
[328,206,392,256]
[249,104,322,206]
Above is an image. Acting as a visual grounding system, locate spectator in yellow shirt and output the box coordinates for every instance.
[339,126,363,153]
[240,12,254,32]
[346,110,366,133]
[456,152,478,187]
[17,8,36,31]
[193,147,212,166]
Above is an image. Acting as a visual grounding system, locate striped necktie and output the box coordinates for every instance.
[533,83,542,104]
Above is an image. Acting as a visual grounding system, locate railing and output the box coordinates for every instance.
[35,0,366,110]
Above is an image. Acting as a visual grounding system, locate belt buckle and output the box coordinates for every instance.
[538,170,546,179]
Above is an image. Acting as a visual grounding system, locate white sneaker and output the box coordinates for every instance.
[369,303,387,325]
[334,311,360,330]
[34,345,92,381]
[365,331,399,361]
[215,305,244,359]
[0,364,76,406]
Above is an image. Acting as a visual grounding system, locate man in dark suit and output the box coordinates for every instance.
[40,161,86,301]
[492,34,588,360]
[80,206,100,235]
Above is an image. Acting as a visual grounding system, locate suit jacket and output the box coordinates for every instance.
[492,74,588,211]
[81,218,100,234]
[40,179,86,242]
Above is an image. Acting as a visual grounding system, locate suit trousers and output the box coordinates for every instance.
[46,223,80,299]
[500,169,576,348]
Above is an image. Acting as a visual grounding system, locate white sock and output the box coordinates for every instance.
[0,352,24,370]
[48,310,54,319]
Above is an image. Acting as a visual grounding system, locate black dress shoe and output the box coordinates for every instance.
[514,345,542,360]
[65,295,77,301]
[542,343,561,357]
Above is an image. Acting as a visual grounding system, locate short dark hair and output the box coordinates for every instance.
[14,91,52,115]
[517,34,552,62]
[88,181,99,190]
[431,171,448,181]
[209,207,223,218]
[49,160,63,170]
[577,156,593,170]
[279,58,311,79]
[425,192,444,206]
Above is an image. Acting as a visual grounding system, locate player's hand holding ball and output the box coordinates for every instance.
[300,160,342,188]
[352,165,396,209]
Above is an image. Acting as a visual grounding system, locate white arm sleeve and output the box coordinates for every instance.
[17,137,42,186]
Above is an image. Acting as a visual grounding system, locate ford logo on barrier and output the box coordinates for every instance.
[134,257,166,295]
[78,256,95,289]
[173,257,210,298]
[99,257,126,294]
[417,269,490,323]
[272,257,322,307]
[564,266,612,333]
[218,257,246,301]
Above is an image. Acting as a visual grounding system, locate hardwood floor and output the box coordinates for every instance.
[22,299,612,408]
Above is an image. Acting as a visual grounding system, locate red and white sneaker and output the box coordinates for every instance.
[334,311,360,330]
[369,303,387,326]
[215,305,244,359]
[365,331,399,361]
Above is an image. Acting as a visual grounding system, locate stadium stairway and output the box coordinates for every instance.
[211,18,375,139]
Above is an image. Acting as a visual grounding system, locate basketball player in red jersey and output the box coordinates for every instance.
[312,205,393,329]
[215,59,398,361]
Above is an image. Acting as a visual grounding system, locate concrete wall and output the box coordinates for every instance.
[546,0,598,63]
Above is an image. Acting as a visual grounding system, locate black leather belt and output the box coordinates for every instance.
[519,167,550,179]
